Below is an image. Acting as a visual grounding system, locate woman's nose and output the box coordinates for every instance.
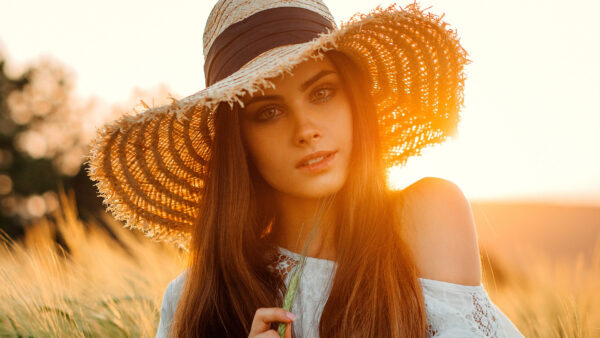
[296,128,321,146]
[293,112,322,146]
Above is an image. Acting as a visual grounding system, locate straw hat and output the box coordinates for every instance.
[86,0,469,251]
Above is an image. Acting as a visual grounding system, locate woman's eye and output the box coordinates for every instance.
[311,86,336,103]
[257,106,282,121]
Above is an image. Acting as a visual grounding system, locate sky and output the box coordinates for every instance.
[1,0,599,206]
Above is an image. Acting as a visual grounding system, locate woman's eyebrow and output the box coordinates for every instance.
[299,70,335,92]
[243,69,336,107]
[244,95,283,108]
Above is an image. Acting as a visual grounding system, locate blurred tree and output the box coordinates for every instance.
[0,58,29,237]
[0,53,98,238]
[0,50,175,241]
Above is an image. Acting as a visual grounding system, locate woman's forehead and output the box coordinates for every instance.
[241,57,338,102]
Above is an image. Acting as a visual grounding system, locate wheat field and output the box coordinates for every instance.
[0,191,598,337]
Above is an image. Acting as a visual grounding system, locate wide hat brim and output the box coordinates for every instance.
[86,3,469,251]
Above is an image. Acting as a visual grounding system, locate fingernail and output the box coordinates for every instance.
[286,312,296,321]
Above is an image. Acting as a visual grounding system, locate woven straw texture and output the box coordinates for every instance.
[87,1,469,251]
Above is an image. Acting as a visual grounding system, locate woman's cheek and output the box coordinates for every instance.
[248,133,283,177]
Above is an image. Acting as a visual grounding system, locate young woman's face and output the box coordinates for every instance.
[239,57,353,200]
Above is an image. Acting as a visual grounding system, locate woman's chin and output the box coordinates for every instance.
[288,176,347,199]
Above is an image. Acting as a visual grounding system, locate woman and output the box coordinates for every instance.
[87,0,524,337]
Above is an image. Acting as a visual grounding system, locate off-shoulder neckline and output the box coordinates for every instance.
[277,246,336,267]
[418,276,483,290]
[276,246,483,290]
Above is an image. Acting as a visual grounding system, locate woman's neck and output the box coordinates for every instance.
[270,192,337,261]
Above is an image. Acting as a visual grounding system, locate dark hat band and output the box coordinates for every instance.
[204,6,335,87]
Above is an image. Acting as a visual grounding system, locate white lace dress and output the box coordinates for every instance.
[156,246,524,338]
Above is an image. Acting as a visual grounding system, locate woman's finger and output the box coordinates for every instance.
[248,307,295,337]
[284,320,292,338]
[255,329,281,338]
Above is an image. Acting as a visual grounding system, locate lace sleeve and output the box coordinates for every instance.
[419,278,524,338]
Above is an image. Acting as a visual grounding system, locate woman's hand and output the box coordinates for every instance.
[248,307,296,338]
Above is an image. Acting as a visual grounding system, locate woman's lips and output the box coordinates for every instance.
[296,151,336,173]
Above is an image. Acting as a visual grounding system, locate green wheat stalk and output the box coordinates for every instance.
[278,193,336,338]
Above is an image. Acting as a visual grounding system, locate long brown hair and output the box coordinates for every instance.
[169,50,427,337]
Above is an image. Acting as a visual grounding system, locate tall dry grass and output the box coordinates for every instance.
[0,191,187,337]
[0,190,598,337]
[480,243,600,337]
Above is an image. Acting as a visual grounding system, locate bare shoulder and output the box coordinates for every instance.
[393,177,482,286]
